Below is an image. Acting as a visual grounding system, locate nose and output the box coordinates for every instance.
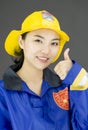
[41,44,50,54]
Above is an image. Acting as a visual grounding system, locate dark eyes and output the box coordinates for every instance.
[34,39,59,46]
[34,39,42,43]
[51,42,59,46]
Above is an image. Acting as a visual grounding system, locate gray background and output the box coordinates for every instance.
[0,0,88,79]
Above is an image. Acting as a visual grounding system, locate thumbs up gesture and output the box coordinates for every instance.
[54,48,73,80]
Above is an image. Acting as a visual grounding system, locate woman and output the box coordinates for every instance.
[0,10,88,130]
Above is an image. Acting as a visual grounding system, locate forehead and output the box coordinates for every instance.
[27,28,60,38]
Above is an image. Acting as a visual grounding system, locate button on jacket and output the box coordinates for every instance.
[0,61,88,130]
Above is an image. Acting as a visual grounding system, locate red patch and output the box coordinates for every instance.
[53,87,70,110]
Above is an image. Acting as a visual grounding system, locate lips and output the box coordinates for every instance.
[36,56,49,62]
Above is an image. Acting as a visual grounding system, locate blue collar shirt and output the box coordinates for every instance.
[0,62,88,130]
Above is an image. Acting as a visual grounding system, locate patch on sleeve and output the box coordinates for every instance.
[70,68,88,90]
[53,87,70,110]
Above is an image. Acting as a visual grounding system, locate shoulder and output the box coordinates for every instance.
[0,80,6,97]
[0,80,7,108]
[0,80,5,89]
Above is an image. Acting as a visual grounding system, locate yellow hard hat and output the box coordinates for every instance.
[4,10,70,62]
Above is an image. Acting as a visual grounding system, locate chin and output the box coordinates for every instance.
[36,64,49,70]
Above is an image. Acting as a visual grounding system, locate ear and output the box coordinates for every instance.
[18,35,24,49]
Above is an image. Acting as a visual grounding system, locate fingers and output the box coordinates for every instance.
[56,70,67,80]
[54,48,72,80]
[54,61,69,80]
[64,48,70,60]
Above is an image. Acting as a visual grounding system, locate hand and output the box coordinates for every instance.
[54,48,73,80]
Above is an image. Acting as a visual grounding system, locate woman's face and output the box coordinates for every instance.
[19,28,60,70]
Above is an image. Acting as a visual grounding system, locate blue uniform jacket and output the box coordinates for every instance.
[0,61,88,130]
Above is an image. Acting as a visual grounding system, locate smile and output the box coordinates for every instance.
[36,56,49,62]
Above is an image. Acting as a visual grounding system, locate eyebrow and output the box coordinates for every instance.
[34,35,60,41]
[52,38,60,41]
[34,35,44,39]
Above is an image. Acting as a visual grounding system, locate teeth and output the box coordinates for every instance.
[37,56,49,61]
[39,57,48,60]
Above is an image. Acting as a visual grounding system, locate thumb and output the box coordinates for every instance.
[64,48,70,60]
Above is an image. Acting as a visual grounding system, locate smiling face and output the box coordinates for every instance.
[19,28,60,70]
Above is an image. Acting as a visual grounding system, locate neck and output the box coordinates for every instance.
[17,62,43,95]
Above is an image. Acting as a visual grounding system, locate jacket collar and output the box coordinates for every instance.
[3,64,62,91]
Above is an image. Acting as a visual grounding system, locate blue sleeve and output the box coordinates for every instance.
[0,88,12,130]
[63,61,88,130]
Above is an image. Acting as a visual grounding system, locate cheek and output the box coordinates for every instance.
[24,45,39,56]
[51,48,59,57]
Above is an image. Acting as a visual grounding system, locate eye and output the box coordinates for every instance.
[34,39,43,43]
[51,42,59,46]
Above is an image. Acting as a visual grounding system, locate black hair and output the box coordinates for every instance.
[12,32,28,69]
